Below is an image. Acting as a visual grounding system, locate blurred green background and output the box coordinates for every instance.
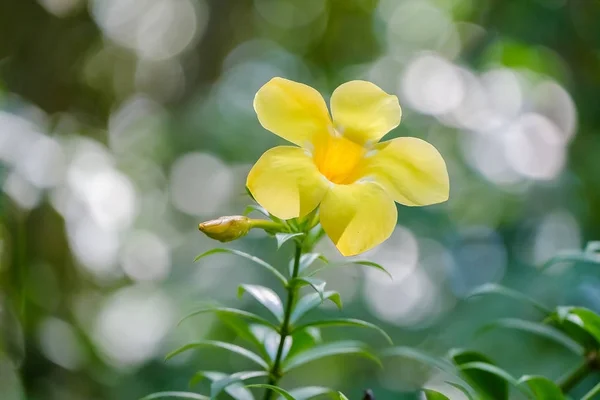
[1,0,600,399]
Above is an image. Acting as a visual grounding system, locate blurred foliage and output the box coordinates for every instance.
[1,0,600,399]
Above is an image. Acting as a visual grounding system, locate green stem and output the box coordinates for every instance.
[559,354,596,394]
[582,381,600,400]
[263,243,302,400]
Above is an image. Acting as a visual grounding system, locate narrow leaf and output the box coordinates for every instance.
[290,291,342,324]
[238,284,284,322]
[308,260,392,280]
[444,382,475,400]
[195,248,287,285]
[582,381,600,400]
[518,375,564,400]
[286,387,333,400]
[165,340,268,369]
[210,371,269,399]
[449,349,509,400]
[556,307,600,344]
[282,340,380,373]
[478,318,584,355]
[291,253,327,275]
[276,233,304,249]
[337,393,349,400]
[466,283,551,315]
[292,318,393,345]
[244,204,270,217]
[246,384,295,400]
[179,307,278,330]
[291,277,326,301]
[250,324,291,362]
[423,390,450,400]
[458,362,520,388]
[140,393,209,400]
[382,347,458,375]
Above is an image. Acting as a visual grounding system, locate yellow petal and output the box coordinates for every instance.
[320,182,397,256]
[357,137,449,206]
[246,146,329,220]
[330,80,401,144]
[254,77,332,147]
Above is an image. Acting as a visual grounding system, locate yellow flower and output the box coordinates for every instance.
[247,78,449,256]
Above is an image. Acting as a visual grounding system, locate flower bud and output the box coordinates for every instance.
[198,216,252,242]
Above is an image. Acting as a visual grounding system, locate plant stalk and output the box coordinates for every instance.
[263,242,303,400]
[559,352,598,394]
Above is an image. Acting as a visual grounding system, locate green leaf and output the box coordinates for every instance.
[290,277,326,300]
[449,349,509,400]
[141,393,209,400]
[444,382,475,400]
[246,385,294,400]
[466,283,551,315]
[518,375,564,400]
[555,307,600,344]
[238,284,284,322]
[308,260,392,280]
[179,307,279,330]
[290,291,342,324]
[286,328,320,360]
[285,387,333,400]
[195,248,287,285]
[282,340,380,373]
[209,371,269,399]
[165,340,268,369]
[422,390,450,400]
[292,318,393,345]
[249,324,291,362]
[337,393,349,400]
[382,347,458,375]
[478,318,584,355]
[582,381,600,400]
[244,204,270,218]
[276,233,304,249]
[292,253,327,275]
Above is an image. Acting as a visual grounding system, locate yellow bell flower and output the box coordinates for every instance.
[247,78,449,256]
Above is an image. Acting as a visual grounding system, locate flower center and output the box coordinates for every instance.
[313,130,366,185]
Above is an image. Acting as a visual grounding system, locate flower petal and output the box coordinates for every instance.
[246,146,329,220]
[254,77,332,147]
[358,137,449,206]
[320,182,397,256]
[330,80,401,144]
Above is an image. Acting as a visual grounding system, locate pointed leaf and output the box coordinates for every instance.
[292,318,392,345]
[195,248,287,285]
[466,284,551,315]
[291,253,327,275]
[291,277,326,301]
[210,371,269,399]
[555,307,600,344]
[244,204,270,218]
[238,284,284,322]
[337,393,349,400]
[444,382,475,400]
[246,385,295,400]
[287,328,320,360]
[250,324,291,362]
[382,347,458,375]
[141,393,209,400]
[479,318,583,355]
[276,233,304,249]
[518,375,564,400]
[308,260,392,280]
[165,340,268,369]
[285,387,333,400]
[179,307,279,330]
[458,362,521,388]
[290,291,342,324]
[449,350,509,400]
[201,372,254,400]
[282,340,379,373]
[423,390,450,400]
